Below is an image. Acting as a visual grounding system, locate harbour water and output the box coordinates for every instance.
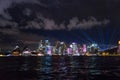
[0,56,120,80]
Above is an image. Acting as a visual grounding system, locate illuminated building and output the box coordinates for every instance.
[118,41,120,45]
[53,41,67,55]
[37,40,52,55]
[54,41,60,54]
[69,42,79,55]
[118,40,120,53]
[22,48,31,56]
[59,42,67,55]
[77,44,83,55]
[44,40,52,55]
[83,44,87,53]
[37,40,47,55]
[47,46,52,55]
[12,45,21,56]
[67,48,72,55]
[87,43,99,54]
[9,39,120,56]
[38,40,44,51]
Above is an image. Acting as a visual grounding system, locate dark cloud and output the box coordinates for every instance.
[0,15,110,31]
[0,0,119,47]
[0,18,18,27]
[67,17,110,30]
[0,0,47,19]
[0,28,19,35]
[24,16,110,30]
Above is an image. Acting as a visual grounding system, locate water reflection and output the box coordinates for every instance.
[37,56,53,80]
[0,57,120,80]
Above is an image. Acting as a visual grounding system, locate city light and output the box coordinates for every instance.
[0,39,119,56]
[118,40,120,45]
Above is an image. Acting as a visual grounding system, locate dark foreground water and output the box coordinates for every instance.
[0,56,120,80]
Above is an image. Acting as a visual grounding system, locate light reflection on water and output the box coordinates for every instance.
[0,56,120,80]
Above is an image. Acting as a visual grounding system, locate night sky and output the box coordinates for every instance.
[0,0,120,49]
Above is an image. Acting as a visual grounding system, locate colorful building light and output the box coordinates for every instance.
[67,48,72,55]
[47,46,52,55]
[83,44,87,53]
